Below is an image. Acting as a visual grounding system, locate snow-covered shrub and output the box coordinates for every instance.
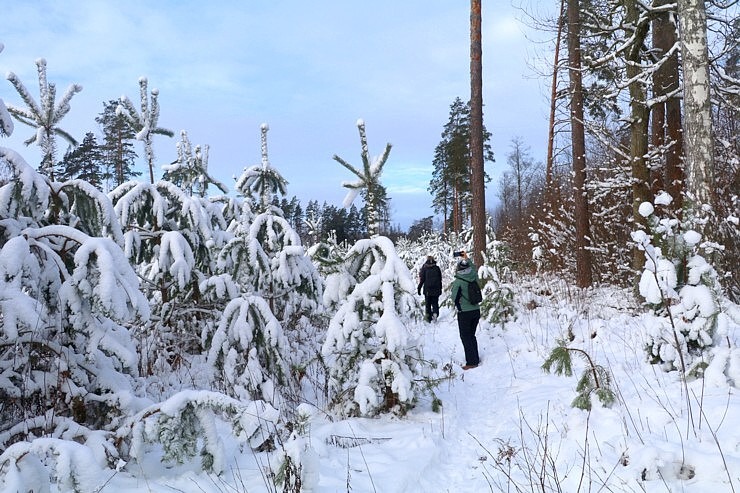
[632,195,738,375]
[110,180,229,375]
[321,236,429,417]
[207,295,292,407]
[274,403,319,492]
[120,390,279,474]
[309,230,352,315]
[395,230,450,273]
[0,438,111,493]
[216,204,324,405]
[221,145,322,327]
[0,151,149,448]
[478,232,516,326]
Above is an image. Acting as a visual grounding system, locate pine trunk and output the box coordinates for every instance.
[625,0,652,274]
[567,0,592,288]
[651,0,684,213]
[469,0,486,266]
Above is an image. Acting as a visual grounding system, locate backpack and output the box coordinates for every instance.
[466,279,483,304]
[424,265,442,294]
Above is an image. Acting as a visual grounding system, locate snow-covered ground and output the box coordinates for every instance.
[92,280,740,492]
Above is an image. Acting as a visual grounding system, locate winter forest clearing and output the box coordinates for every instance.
[1,0,740,492]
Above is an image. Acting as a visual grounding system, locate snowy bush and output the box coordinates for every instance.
[632,196,739,376]
[0,152,149,449]
[0,438,112,493]
[110,180,230,374]
[478,233,516,326]
[120,390,279,474]
[321,236,428,417]
[274,403,320,492]
[309,230,353,315]
[221,145,322,328]
[207,295,292,407]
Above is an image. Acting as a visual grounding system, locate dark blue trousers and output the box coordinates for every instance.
[457,309,480,366]
[424,294,440,321]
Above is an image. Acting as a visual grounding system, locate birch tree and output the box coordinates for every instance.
[677,0,715,208]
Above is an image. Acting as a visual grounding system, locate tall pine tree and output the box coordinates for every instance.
[430,97,493,234]
[96,100,139,189]
[56,132,103,186]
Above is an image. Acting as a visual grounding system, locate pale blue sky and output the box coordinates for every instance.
[1,0,553,229]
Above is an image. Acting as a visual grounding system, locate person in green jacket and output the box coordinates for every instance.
[450,252,481,370]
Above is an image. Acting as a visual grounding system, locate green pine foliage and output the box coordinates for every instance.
[321,236,429,418]
[429,97,493,235]
[123,391,280,474]
[96,99,140,188]
[56,132,104,186]
[52,179,124,242]
[542,340,616,411]
[207,295,291,405]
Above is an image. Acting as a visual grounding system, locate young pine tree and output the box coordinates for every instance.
[321,236,430,417]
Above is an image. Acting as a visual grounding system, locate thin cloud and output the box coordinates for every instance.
[1,1,550,229]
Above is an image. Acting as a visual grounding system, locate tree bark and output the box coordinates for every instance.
[469,0,487,266]
[625,0,652,274]
[677,0,714,209]
[567,0,592,288]
[651,0,684,212]
[546,0,566,196]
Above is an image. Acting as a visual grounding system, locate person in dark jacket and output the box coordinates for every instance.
[450,252,480,370]
[417,255,442,322]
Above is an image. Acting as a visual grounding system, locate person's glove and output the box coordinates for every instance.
[417,288,422,295]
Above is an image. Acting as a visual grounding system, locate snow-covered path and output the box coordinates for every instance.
[409,306,573,492]
[304,289,740,493]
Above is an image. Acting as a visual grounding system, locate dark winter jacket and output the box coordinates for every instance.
[451,260,480,312]
[418,259,443,296]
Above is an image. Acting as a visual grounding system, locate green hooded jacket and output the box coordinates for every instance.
[451,260,480,312]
